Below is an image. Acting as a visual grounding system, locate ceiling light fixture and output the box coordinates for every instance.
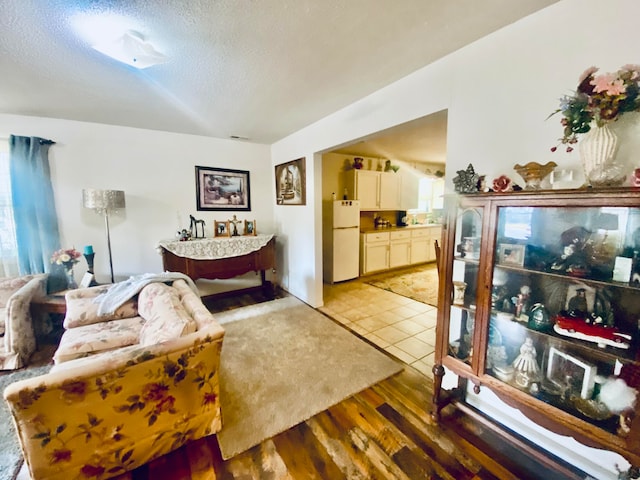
[93,30,167,69]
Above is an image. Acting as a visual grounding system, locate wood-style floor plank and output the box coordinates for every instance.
[102,289,582,480]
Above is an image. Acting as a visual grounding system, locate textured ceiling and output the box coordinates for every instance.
[0,0,558,152]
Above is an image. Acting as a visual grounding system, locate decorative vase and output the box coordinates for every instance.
[579,124,626,187]
[64,264,77,289]
[513,161,557,190]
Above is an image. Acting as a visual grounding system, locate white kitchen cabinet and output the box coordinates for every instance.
[389,230,411,268]
[361,227,442,274]
[410,228,430,264]
[360,231,390,274]
[347,170,400,210]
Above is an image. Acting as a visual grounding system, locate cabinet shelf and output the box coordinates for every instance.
[495,262,640,293]
[491,313,638,364]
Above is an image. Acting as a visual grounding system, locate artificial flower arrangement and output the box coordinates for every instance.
[50,248,82,267]
[549,64,640,152]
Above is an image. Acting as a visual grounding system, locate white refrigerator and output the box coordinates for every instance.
[330,200,360,283]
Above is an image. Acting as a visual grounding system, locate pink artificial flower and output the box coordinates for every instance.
[630,168,640,187]
[591,73,626,95]
[578,66,598,84]
[492,175,513,193]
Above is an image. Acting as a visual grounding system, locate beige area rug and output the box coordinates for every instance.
[214,296,402,460]
[366,264,439,307]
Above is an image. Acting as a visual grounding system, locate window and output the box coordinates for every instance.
[416,177,445,212]
[0,139,19,276]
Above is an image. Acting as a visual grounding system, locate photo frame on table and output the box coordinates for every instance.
[80,272,95,288]
[195,166,251,211]
[497,243,526,267]
[275,157,306,205]
[546,347,597,399]
[244,220,257,236]
[214,220,230,237]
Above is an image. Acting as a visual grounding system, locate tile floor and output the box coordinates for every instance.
[318,275,437,378]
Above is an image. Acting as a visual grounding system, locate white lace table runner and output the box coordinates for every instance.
[157,234,274,260]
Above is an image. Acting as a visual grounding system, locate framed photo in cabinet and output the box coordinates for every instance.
[497,243,525,267]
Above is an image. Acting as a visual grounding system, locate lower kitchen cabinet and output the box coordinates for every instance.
[389,230,411,268]
[360,226,442,275]
[360,231,390,274]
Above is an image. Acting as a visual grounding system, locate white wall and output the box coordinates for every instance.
[272,0,640,303]
[0,114,273,285]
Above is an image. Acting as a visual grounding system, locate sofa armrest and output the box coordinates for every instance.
[4,325,224,480]
[1,274,47,369]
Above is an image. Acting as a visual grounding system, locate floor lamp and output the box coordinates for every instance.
[82,189,126,283]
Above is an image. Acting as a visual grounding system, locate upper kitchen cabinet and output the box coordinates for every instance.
[346,170,401,211]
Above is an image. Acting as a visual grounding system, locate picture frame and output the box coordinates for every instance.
[275,157,306,205]
[244,219,257,236]
[80,272,95,288]
[546,347,597,399]
[214,220,230,237]
[195,166,251,211]
[497,243,525,267]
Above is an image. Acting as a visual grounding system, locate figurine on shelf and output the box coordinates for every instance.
[528,303,553,331]
[452,164,480,193]
[567,287,589,317]
[511,285,531,322]
[189,215,206,238]
[512,337,541,389]
[177,228,191,241]
[229,214,242,237]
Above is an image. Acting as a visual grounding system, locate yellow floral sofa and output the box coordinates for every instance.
[0,274,48,370]
[3,279,225,480]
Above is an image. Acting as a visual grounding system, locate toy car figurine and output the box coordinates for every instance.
[553,311,632,349]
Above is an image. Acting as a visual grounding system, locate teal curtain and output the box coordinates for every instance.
[9,135,60,275]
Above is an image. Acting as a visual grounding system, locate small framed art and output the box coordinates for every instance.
[497,243,525,267]
[275,157,306,205]
[195,166,251,211]
[244,220,257,236]
[546,347,597,399]
[214,220,230,237]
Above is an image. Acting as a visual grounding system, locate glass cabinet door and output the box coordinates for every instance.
[447,206,484,366]
[485,205,640,436]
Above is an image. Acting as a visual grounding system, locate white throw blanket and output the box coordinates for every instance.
[93,272,200,316]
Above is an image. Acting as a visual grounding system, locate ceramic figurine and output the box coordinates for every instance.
[452,164,480,193]
[512,337,541,388]
[528,303,552,331]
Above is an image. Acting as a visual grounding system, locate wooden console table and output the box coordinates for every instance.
[158,235,276,297]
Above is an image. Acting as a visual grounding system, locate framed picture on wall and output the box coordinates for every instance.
[275,157,306,205]
[195,166,251,211]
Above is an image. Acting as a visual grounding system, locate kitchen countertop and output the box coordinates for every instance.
[360,224,442,233]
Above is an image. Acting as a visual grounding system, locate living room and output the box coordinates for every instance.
[2,0,640,478]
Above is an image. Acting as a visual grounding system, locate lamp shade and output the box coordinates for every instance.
[82,189,126,212]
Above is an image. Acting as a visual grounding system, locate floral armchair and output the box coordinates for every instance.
[3,279,225,480]
[0,274,47,370]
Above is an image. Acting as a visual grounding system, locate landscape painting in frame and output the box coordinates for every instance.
[275,157,306,205]
[195,166,251,211]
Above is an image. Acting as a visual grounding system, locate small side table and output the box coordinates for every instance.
[32,293,68,315]
[31,292,68,345]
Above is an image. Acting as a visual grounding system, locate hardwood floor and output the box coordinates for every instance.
[106,289,586,480]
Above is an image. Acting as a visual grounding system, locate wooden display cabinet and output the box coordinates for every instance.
[433,188,640,473]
